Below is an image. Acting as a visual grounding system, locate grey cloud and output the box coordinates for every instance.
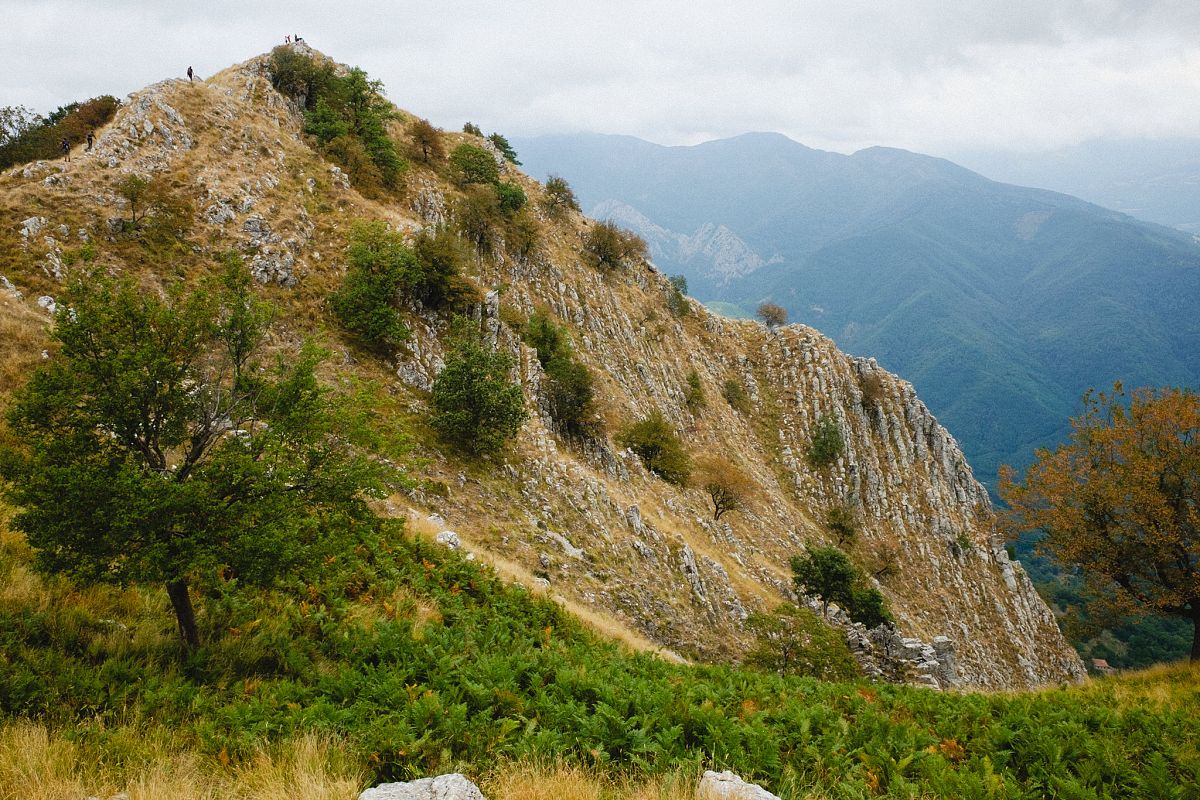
[2,0,1199,154]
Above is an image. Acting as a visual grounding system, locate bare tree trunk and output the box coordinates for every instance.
[166,579,199,648]
[1191,611,1199,663]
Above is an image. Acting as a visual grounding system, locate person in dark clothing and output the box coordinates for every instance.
[294,34,303,42]
[285,35,291,44]
[86,131,94,151]
[187,66,194,82]
[60,138,70,162]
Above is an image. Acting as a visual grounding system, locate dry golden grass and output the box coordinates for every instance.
[483,761,698,800]
[1081,660,1200,712]
[0,298,49,400]
[0,722,363,800]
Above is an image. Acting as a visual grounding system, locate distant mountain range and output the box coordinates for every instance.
[950,138,1200,235]
[513,132,1200,489]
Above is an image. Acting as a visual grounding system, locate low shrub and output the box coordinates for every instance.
[807,413,844,467]
[684,369,705,414]
[525,313,596,437]
[745,603,860,680]
[430,320,527,456]
[616,409,691,485]
[582,221,648,272]
[268,49,404,194]
[667,275,690,317]
[722,378,752,414]
[328,221,413,354]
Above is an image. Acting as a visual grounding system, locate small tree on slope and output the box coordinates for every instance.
[0,260,384,648]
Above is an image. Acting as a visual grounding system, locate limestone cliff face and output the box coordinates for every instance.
[0,48,1085,690]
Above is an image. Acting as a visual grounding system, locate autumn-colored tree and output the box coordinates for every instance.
[1000,384,1200,661]
[756,302,787,328]
[696,455,755,520]
[407,117,445,164]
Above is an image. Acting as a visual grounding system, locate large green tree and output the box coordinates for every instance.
[1001,384,1200,661]
[0,259,383,648]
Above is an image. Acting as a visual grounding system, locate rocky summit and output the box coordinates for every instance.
[0,45,1085,690]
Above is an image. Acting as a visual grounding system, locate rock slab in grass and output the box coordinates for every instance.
[359,773,486,800]
[697,770,781,800]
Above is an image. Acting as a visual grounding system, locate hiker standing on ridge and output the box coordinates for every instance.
[60,137,70,162]
[86,131,94,151]
[285,34,291,44]
[187,66,194,82]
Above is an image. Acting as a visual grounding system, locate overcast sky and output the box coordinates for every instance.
[4,0,1199,156]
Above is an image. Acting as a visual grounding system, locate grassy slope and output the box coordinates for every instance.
[1,510,1198,800]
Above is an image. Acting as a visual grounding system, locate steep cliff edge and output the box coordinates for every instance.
[0,46,1085,690]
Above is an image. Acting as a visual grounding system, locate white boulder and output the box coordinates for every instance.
[696,770,781,800]
[359,773,486,800]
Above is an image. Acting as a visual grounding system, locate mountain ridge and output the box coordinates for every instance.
[513,130,1200,491]
[0,47,1085,689]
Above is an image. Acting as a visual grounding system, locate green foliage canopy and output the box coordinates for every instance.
[745,603,860,680]
[808,413,845,467]
[617,409,691,485]
[541,174,580,218]
[487,132,521,165]
[525,313,595,436]
[269,49,404,193]
[329,221,414,354]
[449,143,500,187]
[430,322,527,456]
[792,545,892,627]
[0,259,384,647]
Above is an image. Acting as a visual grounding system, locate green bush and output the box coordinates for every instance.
[488,132,520,165]
[807,413,844,467]
[268,51,404,194]
[411,226,473,309]
[617,409,691,485]
[525,313,595,436]
[791,545,893,627]
[449,143,500,186]
[454,185,502,256]
[496,181,527,214]
[504,209,541,262]
[745,603,860,680]
[268,46,334,102]
[722,378,752,414]
[684,369,705,413]
[667,275,690,317]
[462,121,482,136]
[329,221,413,354]
[430,321,527,456]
